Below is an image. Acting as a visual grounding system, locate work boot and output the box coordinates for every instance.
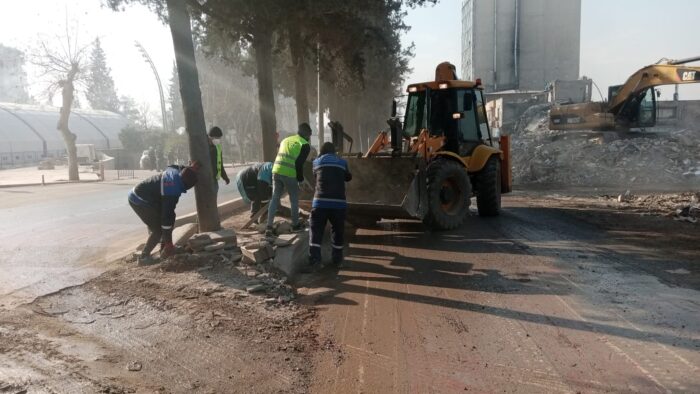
[265,226,275,237]
[137,255,157,266]
[291,222,307,232]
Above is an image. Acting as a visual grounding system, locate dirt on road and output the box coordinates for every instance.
[1,190,699,393]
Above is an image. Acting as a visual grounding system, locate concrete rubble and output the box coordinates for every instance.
[600,191,700,224]
[511,105,700,187]
[140,219,311,307]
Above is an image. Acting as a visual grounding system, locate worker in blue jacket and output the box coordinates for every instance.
[235,162,273,218]
[307,142,352,270]
[128,164,198,264]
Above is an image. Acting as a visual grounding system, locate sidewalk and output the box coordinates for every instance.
[0,163,251,188]
[0,165,100,187]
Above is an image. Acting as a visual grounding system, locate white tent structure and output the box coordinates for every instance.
[0,102,127,167]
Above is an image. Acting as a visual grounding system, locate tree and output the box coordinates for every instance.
[85,38,120,112]
[107,0,221,231]
[33,29,89,181]
[165,0,220,231]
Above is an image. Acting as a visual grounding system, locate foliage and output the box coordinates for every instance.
[85,38,120,112]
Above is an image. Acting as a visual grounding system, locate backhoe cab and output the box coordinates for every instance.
[299,62,512,230]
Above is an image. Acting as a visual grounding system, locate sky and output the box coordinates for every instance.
[0,0,699,117]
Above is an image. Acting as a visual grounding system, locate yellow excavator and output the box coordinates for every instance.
[299,62,512,230]
[549,56,700,131]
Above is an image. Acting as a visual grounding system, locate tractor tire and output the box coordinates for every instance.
[423,159,471,230]
[474,156,501,217]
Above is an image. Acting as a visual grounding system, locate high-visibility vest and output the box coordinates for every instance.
[272,135,308,178]
[215,144,222,180]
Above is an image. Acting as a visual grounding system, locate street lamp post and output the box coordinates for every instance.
[135,41,169,133]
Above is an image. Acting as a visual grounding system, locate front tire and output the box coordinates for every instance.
[423,159,471,230]
[474,156,501,216]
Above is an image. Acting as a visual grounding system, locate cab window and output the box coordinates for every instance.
[456,89,479,141]
[403,92,426,138]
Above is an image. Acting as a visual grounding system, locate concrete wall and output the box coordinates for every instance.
[461,0,581,92]
[656,100,700,129]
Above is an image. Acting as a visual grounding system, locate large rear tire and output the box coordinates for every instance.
[474,156,501,216]
[423,159,471,230]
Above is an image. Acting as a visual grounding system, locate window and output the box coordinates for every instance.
[455,89,479,141]
[403,92,426,138]
[475,91,490,140]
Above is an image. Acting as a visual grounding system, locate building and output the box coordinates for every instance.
[461,0,581,92]
[0,44,31,104]
[0,102,127,167]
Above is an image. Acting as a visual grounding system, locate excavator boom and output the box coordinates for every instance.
[550,56,700,131]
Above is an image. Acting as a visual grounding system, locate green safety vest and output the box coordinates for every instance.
[215,144,222,180]
[272,135,308,178]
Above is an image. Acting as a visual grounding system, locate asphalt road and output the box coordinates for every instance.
[0,171,243,309]
[309,194,700,393]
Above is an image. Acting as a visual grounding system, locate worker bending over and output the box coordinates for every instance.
[236,162,273,218]
[307,142,352,270]
[266,123,312,236]
[128,164,198,264]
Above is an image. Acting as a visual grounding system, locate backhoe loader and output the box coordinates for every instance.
[299,62,512,230]
[550,56,700,131]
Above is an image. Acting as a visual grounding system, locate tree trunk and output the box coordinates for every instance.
[57,66,79,181]
[253,29,278,162]
[289,25,309,125]
[166,0,220,232]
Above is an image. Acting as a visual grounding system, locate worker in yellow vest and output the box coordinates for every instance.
[266,123,312,236]
[208,126,230,195]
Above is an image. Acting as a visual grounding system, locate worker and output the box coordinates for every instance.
[235,162,273,218]
[128,163,199,264]
[208,126,230,194]
[266,123,312,236]
[307,142,352,270]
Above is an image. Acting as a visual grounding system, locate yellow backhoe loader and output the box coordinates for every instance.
[549,56,700,131]
[299,62,512,230]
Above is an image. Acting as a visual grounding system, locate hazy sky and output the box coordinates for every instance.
[1,0,698,118]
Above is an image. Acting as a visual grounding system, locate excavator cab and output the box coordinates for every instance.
[611,85,657,129]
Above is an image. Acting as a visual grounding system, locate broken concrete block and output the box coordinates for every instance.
[201,229,237,246]
[204,242,226,252]
[274,233,298,247]
[255,223,267,233]
[272,231,309,278]
[241,243,275,264]
[275,221,293,235]
[187,233,213,251]
[173,223,198,246]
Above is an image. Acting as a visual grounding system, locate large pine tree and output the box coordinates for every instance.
[86,38,120,112]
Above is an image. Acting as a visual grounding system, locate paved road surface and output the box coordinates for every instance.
[0,171,244,309]
[310,195,700,393]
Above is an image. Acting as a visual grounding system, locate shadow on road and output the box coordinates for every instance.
[304,210,700,352]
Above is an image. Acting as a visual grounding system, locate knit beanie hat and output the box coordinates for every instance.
[180,166,198,190]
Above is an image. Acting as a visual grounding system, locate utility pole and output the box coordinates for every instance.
[135,41,169,133]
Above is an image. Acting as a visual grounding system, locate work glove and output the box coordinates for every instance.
[225,178,230,185]
[160,242,175,259]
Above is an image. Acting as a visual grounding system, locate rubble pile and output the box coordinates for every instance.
[134,222,306,305]
[603,191,700,224]
[511,105,700,186]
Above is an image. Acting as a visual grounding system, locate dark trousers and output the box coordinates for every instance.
[309,208,346,264]
[129,201,161,257]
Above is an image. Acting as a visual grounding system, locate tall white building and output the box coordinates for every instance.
[0,44,30,104]
[461,0,581,92]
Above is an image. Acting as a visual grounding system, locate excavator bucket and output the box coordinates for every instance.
[299,155,426,220]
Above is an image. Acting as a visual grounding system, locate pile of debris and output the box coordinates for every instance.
[604,191,700,224]
[129,221,309,305]
[510,105,700,186]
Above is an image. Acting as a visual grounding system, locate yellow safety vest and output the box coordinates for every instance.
[215,144,222,180]
[272,135,308,178]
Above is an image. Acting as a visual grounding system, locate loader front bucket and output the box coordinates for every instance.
[299,155,426,220]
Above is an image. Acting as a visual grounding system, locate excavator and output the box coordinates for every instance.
[549,56,700,131]
[299,62,512,230]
